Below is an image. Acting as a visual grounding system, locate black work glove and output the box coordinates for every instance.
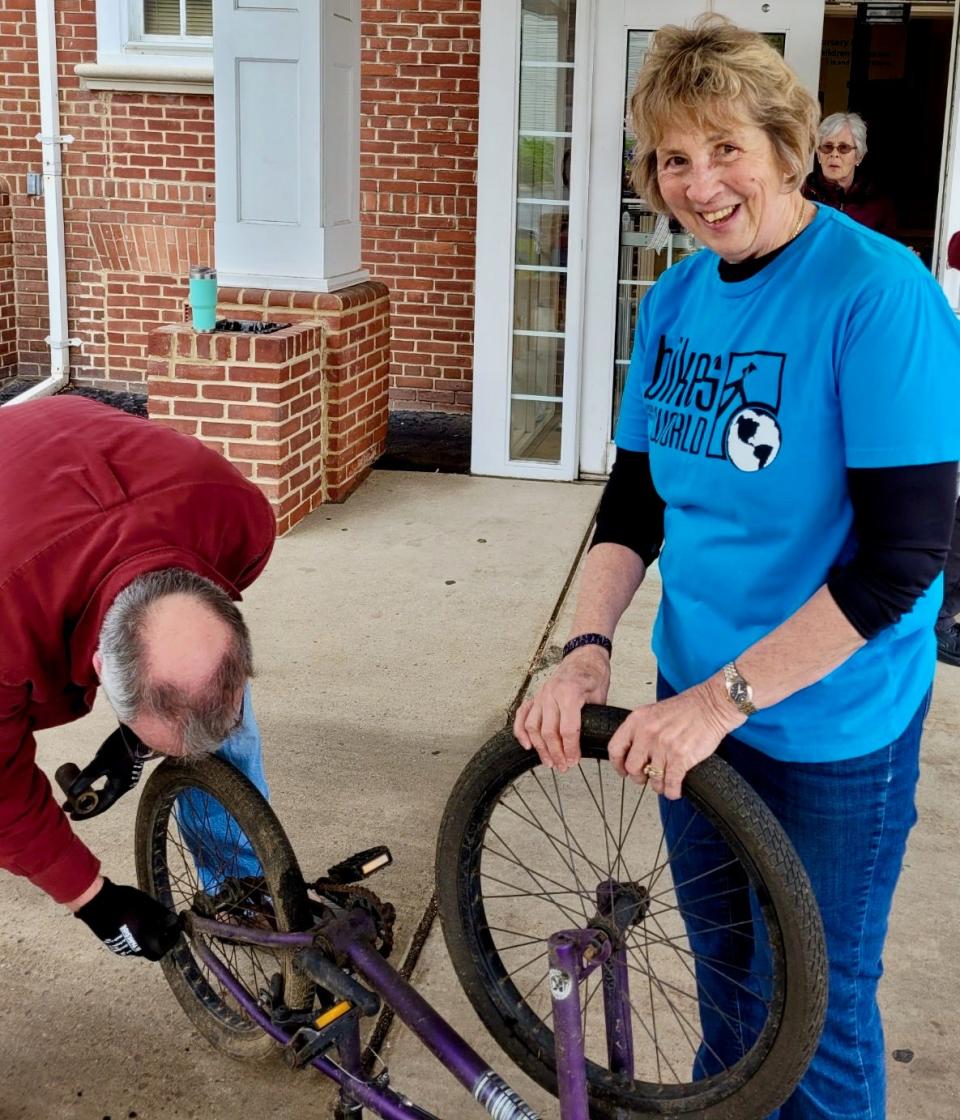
[65,725,156,821]
[75,879,182,961]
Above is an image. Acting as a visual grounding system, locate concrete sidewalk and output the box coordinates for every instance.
[2,468,957,1119]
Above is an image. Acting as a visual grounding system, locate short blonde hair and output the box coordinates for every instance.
[629,16,819,212]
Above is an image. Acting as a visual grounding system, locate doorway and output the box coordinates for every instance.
[818,2,957,268]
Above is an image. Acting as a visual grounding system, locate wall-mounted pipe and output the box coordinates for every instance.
[3,0,77,408]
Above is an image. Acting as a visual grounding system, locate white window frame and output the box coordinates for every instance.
[77,0,213,94]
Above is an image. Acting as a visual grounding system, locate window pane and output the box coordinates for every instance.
[519,64,574,135]
[514,269,567,335]
[511,400,563,462]
[516,203,568,269]
[144,0,213,37]
[511,333,564,398]
[510,0,577,465]
[186,0,213,36]
[521,2,577,64]
[144,0,181,35]
[517,136,571,202]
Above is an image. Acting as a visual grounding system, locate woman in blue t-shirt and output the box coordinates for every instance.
[515,16,960,1120]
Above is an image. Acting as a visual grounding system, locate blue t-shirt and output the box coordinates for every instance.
[615,205,960,761]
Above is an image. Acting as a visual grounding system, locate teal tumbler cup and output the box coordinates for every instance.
[189,265,217,332]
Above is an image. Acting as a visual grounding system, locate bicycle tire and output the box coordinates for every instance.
[135,756,314,1061]
[436,705,827,1119]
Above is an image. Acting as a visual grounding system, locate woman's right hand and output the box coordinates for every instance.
[513,646,612,772]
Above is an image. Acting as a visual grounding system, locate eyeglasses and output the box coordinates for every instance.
[818,142,856,156]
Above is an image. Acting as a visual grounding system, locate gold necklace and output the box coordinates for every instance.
[790,199,806,241]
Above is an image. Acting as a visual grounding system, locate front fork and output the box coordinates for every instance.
[548,884,639,1119]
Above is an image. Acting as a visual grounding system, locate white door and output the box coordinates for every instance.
[578,1,826,477]
[935,3,960,314]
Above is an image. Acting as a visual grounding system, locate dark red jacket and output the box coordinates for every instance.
[0,397,275,903]
[802,167,897,237]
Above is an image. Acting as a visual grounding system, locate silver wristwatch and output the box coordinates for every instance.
[722,661,757,717]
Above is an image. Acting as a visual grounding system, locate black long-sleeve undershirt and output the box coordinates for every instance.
[590,450,957,641]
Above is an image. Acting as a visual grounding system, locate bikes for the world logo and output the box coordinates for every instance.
[644,338,785,472]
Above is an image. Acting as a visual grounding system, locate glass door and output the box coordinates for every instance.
[471,0,588,481]
[578,1,825,477]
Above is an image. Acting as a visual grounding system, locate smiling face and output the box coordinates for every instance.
[816,123,859,190]
[656,115,801,264]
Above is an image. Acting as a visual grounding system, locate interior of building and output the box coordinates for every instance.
[819,1,956,266]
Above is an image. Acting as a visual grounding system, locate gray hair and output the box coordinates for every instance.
[97,568,253,758]
[818,112,867,160]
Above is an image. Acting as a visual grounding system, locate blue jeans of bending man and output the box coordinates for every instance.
[175,681,268,893]
[657,673,928,1120]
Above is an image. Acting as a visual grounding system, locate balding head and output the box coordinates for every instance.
[95,569,253,756]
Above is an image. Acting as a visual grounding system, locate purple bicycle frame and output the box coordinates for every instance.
[187,909,606,1120]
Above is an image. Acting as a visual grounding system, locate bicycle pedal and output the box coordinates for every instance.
[283,1002,356,1070]
[322,846,393,885]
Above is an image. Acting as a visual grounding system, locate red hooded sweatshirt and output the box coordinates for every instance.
[0,396,275,904]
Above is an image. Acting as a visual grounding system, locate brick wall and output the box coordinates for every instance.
[0,0,479,412]
[361,0,480,412]
[0,1,214,388]
[0,184,14,380]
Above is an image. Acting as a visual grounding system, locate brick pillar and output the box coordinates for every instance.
[146,280,390,534]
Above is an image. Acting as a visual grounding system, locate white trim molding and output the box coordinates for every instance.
[218,268,370,295]
[75,61,212,95]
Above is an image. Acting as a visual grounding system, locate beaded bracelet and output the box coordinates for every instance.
[562,632,613,659]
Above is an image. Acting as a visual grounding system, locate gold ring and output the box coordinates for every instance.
[643,764,664,779]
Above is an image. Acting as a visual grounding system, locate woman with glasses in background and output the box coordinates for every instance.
[802,111,897,236]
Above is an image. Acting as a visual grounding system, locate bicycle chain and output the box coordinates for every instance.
[309,879,396,959]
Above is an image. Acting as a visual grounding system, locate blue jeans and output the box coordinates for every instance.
[176,682,269,892]
[657,673,928,1120]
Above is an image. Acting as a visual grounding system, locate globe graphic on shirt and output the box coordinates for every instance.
[726,406,782,472]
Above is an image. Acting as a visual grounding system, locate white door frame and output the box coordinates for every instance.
[471,0,596,480]
[934,2,960,313]
[578,0,826,478]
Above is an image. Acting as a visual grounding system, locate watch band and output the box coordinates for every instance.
[562,633,613,659]
[722,661,757,717]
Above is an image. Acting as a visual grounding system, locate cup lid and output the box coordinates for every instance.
[190,265,217,279]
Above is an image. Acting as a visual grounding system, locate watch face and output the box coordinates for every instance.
[731,681,749,705]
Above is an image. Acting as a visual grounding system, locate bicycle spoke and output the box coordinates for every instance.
[576,763,642,889]
[483,826,590,930]
[492,794,611,889]
[503,946,551,980]
[636,911,771,1012]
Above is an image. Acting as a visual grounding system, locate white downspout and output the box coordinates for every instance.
[4,0,77,407]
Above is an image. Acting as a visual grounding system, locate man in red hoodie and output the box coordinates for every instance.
[0,394,276,959]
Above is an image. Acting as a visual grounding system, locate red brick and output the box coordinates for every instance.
[202,421,254,439]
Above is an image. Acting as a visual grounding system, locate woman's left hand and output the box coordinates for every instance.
[607,681,744,800]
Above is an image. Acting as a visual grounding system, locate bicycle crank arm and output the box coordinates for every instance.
[294,947,381,1017]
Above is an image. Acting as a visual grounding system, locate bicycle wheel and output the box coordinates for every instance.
[436,705,827,1119]
[135,756,314,1061]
